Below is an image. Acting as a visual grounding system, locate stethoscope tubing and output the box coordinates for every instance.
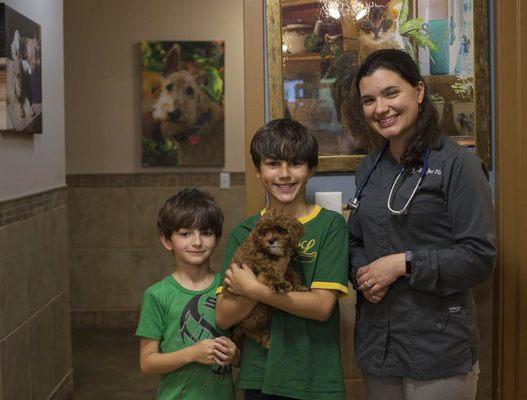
[348,144,430,216]
[347,142,389,211]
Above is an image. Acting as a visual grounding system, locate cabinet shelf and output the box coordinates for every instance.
[423,74,474,102]
[283,53,333,62]
[282,0,320,8]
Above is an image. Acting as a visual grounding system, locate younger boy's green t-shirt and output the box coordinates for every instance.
[217,206,349,400]
[136,273,234,400]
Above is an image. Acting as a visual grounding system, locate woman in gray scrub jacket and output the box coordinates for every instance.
[345,49,497,400]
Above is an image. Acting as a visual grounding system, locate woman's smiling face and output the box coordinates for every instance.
[359,68,425,143]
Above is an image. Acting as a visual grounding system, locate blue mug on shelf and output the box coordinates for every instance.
[423,19,451,75]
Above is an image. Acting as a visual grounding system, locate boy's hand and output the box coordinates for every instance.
[213,337,237,366]
[224,263,259,297]
[190,339,218,365]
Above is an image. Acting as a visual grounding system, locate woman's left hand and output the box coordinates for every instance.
[356,253,406,294]
[224,263,259,297]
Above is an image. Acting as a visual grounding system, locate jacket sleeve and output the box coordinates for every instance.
[348,161,371,290]
[409,151,497,296]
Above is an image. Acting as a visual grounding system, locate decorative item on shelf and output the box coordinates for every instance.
[418,0,452,75]
[455,0,473,76]
[304,20,342,55]
[451,75,474,99]
[282,21,317,55]
[452,101,474,136]
[429,93,446,125]
[287,98,334,131]
[0,3,42,133]
[423,19,454,75]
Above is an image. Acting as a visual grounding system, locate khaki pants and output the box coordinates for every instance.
[363,362,480,400]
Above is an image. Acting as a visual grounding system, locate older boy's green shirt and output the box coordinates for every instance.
[136,274,234,400]
[217,206,349,400]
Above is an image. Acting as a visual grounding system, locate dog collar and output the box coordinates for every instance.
[173,107,213,144]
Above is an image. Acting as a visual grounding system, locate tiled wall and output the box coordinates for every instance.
[67,173,246,329]
[0,188,72,400]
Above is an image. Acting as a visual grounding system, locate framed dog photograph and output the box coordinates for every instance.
[141,40,225,167]
[0,3,42,134]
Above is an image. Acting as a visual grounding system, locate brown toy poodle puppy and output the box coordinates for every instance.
[223,209,307,348]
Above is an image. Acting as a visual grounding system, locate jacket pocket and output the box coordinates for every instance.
[411,308,471,372]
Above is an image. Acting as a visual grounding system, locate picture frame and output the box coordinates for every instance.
[265,0,490,172]
[0,3,43,134]
[141,40,225,167]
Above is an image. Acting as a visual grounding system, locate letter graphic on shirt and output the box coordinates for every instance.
[179,294,230,375]
[297,238,318,263]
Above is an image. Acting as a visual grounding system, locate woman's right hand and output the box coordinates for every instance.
[356,253,405,295]
[362,285,388,304]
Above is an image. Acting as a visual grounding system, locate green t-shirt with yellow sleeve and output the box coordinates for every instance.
[217,205,349,400]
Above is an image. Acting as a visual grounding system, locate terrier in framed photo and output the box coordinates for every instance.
[141,40,225,167]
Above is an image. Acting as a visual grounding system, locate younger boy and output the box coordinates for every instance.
[215,119,349,400]
[136,188,237,400]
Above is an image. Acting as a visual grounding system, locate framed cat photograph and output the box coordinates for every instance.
[265,0,490,172]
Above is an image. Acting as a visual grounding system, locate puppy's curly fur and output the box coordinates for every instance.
[224,209,307,348]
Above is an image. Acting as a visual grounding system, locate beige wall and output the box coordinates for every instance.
[64,0,245,174]
[0,0,65,200]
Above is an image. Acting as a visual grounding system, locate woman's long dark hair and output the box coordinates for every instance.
[342,49,441,165]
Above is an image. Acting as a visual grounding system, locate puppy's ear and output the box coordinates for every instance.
[165,44,182,75]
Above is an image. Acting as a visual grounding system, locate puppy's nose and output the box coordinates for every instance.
[168,109,181,122]
[268,239,276,246]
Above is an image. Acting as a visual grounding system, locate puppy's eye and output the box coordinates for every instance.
[186,86,194,96]
[166,83,173,91]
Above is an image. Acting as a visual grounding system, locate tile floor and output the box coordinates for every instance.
[72,330,243,399]
[72,330,158,399]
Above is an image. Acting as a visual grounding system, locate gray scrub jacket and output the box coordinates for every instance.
[348,135,497,380]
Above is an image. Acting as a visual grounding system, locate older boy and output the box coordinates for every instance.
[215,119,349,400]
[136,189,237,399]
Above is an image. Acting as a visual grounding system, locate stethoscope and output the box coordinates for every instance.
[347,142,430,216]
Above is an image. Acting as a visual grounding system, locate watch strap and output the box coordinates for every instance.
[405,251,412,278]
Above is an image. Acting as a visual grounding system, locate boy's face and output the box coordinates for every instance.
[256,159,314,209]
[160,228,217,269]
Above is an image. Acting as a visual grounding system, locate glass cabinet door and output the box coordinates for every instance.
[265,0,490,171]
